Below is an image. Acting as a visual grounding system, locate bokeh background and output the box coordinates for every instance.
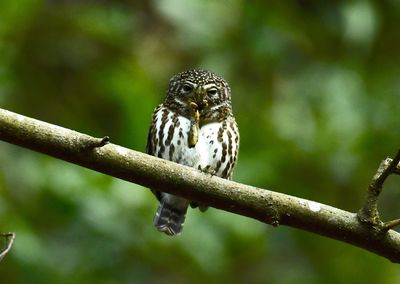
[1,1,400,283]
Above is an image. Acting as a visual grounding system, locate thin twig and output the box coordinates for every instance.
[358,149,400,231]
[383,219,400,232]
[0,232,16,261]
[392,161,400,175]
[375,150,400,189]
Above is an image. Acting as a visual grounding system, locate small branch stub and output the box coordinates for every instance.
[79,136,110,151]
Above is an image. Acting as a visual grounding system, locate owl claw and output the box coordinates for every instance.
[198,165,216,176]
[189,101,197,108]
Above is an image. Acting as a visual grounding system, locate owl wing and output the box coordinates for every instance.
[224,117,240,180]
[145,124,154,156]
[146,105,163,201]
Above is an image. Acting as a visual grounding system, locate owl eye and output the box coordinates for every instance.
[207,88,218,96]
[182,84,193,93]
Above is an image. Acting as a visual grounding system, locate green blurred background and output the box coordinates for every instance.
[1,0,400,283]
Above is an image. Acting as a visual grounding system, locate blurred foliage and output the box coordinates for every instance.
[1,0,400,283]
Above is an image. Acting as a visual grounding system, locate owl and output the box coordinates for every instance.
[146,69,239,236]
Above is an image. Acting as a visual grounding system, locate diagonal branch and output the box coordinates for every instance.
[0,232,16,261]
[1,108,400,263]
[358,150,400,232]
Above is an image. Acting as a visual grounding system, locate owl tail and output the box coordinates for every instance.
[154,199,188,236]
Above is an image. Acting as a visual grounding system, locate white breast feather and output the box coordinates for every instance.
[154,107,228,176]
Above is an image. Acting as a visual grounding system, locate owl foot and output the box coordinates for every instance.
[198,165,216,176]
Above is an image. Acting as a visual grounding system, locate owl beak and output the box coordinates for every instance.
[193,88,208,111]
[193,87,203,103]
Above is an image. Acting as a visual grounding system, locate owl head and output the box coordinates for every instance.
[164,69,233,121]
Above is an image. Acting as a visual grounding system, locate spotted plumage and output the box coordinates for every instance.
[146,69,240,236]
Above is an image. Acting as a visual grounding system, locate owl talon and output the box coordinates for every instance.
[189,101,198,109]
[198,165,216,176]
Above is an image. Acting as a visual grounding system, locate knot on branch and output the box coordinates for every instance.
[78,136,110,151]
[358,149,400,234]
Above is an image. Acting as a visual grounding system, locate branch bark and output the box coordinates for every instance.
[1,108,400,263]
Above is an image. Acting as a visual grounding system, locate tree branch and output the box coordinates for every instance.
[358,150,400,232]
[1,108,400,263]
[0,232,15,261]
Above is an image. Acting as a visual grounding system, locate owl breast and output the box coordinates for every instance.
[152,107,238,179]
